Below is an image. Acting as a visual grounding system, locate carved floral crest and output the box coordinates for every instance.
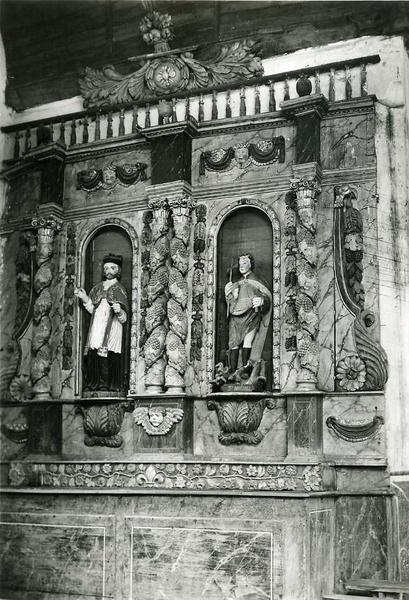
[79,12,263,108]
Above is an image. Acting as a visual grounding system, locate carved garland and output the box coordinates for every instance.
[139,210,153,353]
[207,199,281,391]
[9,461,324,492]
[326,414,384,442]
[190,204,207,362]
[290,178,320,389]
[166,196,195,392]
[333,186,388,391]
[75,217,139,395]
[199,137,285,175]
[62,223,77,371]
[77,163,147,193]
[144,199,170,393]
[284,189,298,352]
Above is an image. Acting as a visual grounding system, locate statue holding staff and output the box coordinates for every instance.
[224,252,272,380]
[75,254,128,393]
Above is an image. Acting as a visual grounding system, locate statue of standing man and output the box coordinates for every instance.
[225,252,272,380]
[75,254,128,394]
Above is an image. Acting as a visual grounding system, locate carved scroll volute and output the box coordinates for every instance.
[290,177,320,390]
[144,199,169,393]
[166,196,195,393]
[333,186,388,391]
[31,216,62,400]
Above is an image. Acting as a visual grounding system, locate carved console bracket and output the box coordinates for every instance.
[77,162,147,192]
[133,406,184,435]
[207,397,275,445]
[326,414,384,442]
[79,11,263,108]
[199,136,285,175]
[333,186,388,391]
[75,401,133,447]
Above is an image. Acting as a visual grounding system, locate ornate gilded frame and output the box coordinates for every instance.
[74,217,139,396]
[206,198,281,391]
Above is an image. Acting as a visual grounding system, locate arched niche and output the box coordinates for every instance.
[207,199,281,392]
[75,219,138,396]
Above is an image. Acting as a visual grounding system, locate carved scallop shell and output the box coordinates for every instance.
[169,267,188,308]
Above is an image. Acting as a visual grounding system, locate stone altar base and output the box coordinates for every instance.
[0,479,395,600]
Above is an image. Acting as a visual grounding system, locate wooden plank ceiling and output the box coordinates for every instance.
[1,0,408,111]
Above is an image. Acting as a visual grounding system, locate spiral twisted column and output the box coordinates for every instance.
[30,216,62,400]
[144,198,170,393]
[291,177,320,390]
[165,195,195,393]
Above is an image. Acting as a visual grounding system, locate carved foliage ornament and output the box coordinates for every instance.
[333,186,388,391]
[133,406,183,435]
[79,12,263,108]
[76,402,133,447]
[208,397,275,445]
[200,137,285,175]
[190,205,207,362]
[77,163,147,192]
[10,461,324,492]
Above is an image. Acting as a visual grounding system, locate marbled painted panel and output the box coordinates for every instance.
[0,512,114,599]
[335,495,388,592]
[63,147,151,211]
[309,509,334,600]
[127,517,283,600]
[321,112,376,170]
[391,479,409,581]
[3,170,41,221]
[192,125,295,187]
[194,399,287,459]
[323,393,385,460]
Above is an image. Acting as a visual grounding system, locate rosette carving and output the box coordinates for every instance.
[144,200,170,392]
[30,217,62,400]
[165,196,195,393]
[289,178,320,389]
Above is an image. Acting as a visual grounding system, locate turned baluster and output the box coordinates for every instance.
[198,94,204,122]
[82,116,89,143]
[132,105,138,133]
[24,128,31,154]
[172,98,178,123]
[107,112,113,138]
[70,120,77,145]
[59,120,66,145]
[283,77,290,101]
[269,81,276,112]
[118,108,125,136]
[254,85,261,114]
[184,97,190,121]
[329,68,336,102]
[145,104,151,128]
[240,87,246,116]
[360,63,368,96]
[94,111,100,141]
[211,91,218,120]
[345,65,352,100]
[314,71,321,94]
[225,90,232,118]
[13,131,20,160]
